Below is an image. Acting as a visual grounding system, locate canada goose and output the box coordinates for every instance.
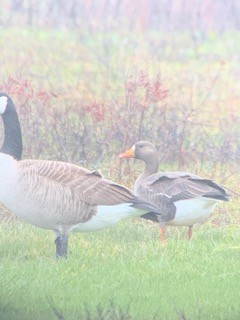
[0,94,161,258]
[119,141,230,242]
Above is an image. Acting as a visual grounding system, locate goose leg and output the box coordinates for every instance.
[188,225,193,240]
[160,227,167,244]
[55,234,69,259]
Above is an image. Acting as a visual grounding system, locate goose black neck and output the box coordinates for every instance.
[0,98,22,160]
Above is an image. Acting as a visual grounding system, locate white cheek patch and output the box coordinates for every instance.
[132,145,135,151]
[0,96,8,115]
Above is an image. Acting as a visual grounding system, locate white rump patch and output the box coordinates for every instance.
[0,96,8,114]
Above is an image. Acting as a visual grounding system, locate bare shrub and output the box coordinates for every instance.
[0,74,239,187]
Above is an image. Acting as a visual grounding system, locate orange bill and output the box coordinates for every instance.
[119,147,135,159]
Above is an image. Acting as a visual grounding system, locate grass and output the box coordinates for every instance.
[1,218,240,320]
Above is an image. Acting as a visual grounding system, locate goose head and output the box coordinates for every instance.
[119,141,160,176]
[119,141,158,162]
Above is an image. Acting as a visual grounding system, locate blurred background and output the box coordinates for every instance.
[2,1,240,32]
[0,0,240,187]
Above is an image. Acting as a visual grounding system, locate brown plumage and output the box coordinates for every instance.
[119,141,230,242]
[15,160,139,227]
[0,94,160,258]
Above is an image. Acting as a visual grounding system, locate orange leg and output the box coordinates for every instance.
[188,225,193,240]
[160,226,167,244]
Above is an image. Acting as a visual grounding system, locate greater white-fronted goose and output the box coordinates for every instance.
[119,141,230,242]
[0,95,160,258]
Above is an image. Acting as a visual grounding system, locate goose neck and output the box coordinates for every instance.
[144,157,159,177]
[0,100,22,160]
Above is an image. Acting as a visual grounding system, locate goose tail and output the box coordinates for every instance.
[130,195,174,215]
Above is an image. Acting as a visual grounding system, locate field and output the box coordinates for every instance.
[1,219,240,320]
[1,17,240,320]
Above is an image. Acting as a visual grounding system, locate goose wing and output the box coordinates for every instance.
[16,159,144,225]
[137,172,229,203]
[19,159,136,206]
[137,172,229,223]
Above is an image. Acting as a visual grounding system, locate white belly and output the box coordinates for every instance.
[72,204,144,232]
[168,197,218,226]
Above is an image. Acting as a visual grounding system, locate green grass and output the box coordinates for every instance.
[1,220,240,320]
